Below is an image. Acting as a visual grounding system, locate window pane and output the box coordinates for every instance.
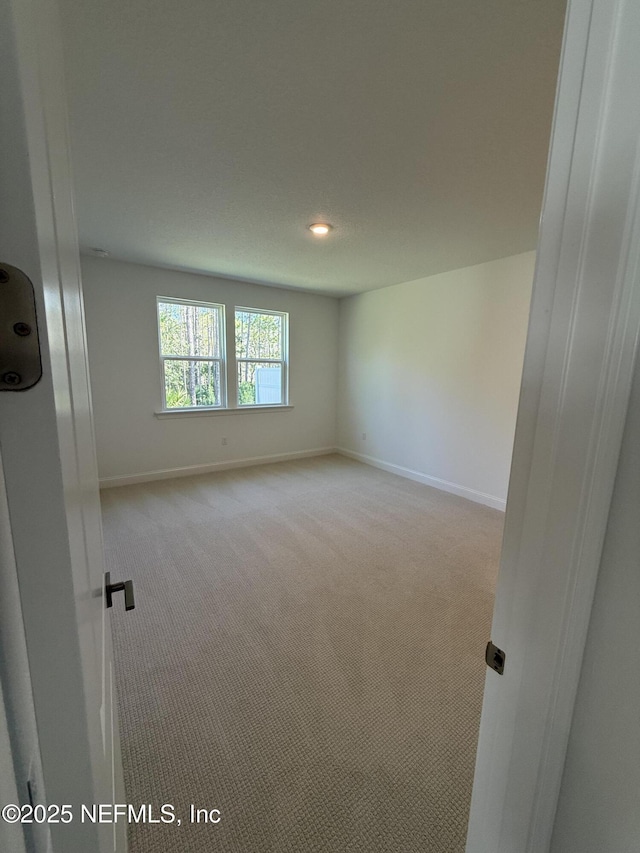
[163,360,221,408]
[237,362,282,406]
[159,301,221,357]
[235,310,282,360]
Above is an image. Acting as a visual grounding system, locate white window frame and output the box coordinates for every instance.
[234,307,289,407]
[157,296,226,411]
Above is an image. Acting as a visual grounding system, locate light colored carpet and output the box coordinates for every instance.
[101,454,502,853]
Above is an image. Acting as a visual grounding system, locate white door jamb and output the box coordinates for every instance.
[467,0,640,850]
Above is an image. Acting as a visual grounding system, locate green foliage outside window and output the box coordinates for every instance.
[158,301,287,409]
[159,301,222,408]
[238,381,256,405]
[235,310,284,405]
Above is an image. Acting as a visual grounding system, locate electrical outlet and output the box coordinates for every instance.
[221,437,227,446]
[362,432,366,441]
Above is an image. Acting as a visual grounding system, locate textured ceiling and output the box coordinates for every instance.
[58,0,566,296]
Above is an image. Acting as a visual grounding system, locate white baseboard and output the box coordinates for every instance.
[100,446,507,510]
[99,447,336,488]
[336,447,506,511]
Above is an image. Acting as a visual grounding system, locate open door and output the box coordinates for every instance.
[0,0,127,851]
[468,0,640,850]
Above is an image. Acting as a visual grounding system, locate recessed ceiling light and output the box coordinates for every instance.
[308,223,333,236]
[90,247,110,257]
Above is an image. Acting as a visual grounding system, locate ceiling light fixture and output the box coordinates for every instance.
[308,223,333,236]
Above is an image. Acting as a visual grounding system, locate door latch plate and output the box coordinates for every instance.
[0,263,42,391]
[485,640,506,675]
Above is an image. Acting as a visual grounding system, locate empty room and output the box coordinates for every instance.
[56,1,564,851]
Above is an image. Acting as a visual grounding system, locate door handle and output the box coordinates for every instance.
[105,571,135,611]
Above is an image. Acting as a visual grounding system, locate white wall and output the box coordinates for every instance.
[550,351,640,853]
[337,252,534,508]
[81,256,339,482]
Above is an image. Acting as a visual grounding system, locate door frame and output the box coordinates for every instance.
[0,0,125,850]
[467,0,640,850]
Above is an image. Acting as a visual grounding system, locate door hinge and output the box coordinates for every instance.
[0,263,42,391]
[485,640,506,675]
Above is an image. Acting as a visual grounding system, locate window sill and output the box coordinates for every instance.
[155,405,294,419]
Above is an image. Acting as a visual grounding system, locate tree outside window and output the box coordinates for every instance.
[157,299,288,410]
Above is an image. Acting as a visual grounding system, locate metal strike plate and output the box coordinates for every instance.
[485,640,506,675]
[0,263,42,391]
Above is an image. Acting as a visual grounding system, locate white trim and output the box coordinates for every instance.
[157,294,225,310]
[162,355,225,362]
[467,1,640,851]
[1,0,126,847]
[155,404,294,418]
[234,306,289,406]
[157,296,227,409]
[102,444,508,509]
[234,305,288,317]
[235,357,283,363]
[99,447,335,488]
[336,448,506,510]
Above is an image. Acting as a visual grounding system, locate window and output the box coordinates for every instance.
[157,299,289,411]
[235,308,288,406]
[158,298,225,409]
